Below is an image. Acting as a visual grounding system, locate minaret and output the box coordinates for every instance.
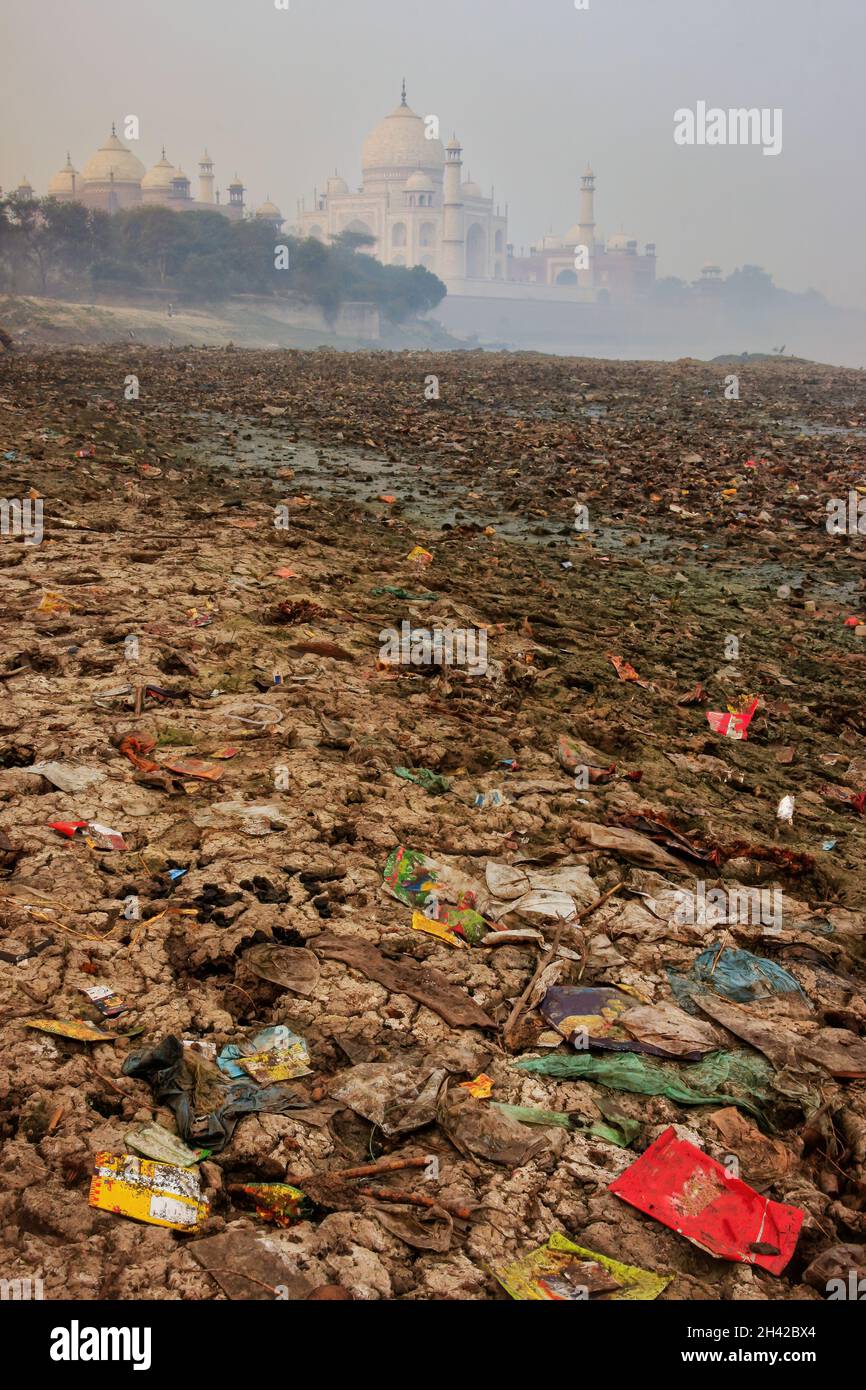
[198,150,215,205]
[577,165,596,256]
[441,134,464,281]
[228,174,245,220]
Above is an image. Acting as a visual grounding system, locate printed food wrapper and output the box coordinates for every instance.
[239,1039,312,1083]
[85,822,127,852]
[89,1152,209,1231]
[82,983,128,1018]
[232,1183,309,1227]
[609,1126,803,1274]
[494,1231,671,1301]
[384,845,489,944]
[406,545,433,566]
[411,911,466,948]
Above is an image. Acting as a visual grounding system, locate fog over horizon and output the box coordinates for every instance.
[1,0,864,311]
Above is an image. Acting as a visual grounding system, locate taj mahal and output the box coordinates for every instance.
[297,82,509,285]
[297,83,656,302]
[14,85,657,304]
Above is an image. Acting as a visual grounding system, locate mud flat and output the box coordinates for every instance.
[0,347,864,1302]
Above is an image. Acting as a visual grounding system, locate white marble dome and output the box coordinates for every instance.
[362,98,444,176]
[48,156,79,197]
[142,151,177,190]
[82,130,145,185]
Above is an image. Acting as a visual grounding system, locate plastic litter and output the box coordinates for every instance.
[609,1126,804,1275]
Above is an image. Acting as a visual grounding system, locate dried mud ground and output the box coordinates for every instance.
[0,346,865,1302]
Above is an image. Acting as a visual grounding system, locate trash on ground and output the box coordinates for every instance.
[609,1126,804,1274]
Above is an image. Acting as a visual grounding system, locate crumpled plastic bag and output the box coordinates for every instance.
[122,1035,308,1153]
[515,1048,779,1121]
[438,1085,548,1166]
[330,1061,448,1136]
[669,943,806,1009]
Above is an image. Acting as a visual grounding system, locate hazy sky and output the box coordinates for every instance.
[2,0,864,307]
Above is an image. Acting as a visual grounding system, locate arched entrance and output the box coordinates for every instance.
[466,223,486,278]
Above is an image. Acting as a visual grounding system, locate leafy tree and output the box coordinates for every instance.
[0,197,447,321]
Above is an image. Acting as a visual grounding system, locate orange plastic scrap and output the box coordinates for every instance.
[119,735,160,773]
[460,1073,494,1098]
[38,591,74,614]
[607,654,651,688]
[162,759,224,783]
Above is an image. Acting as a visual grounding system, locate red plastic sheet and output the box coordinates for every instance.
[609,1126,804,1275]
[706,697,759,741]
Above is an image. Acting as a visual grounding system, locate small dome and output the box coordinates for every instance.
[606,232,634,252]
[48,155,79,197]
[256,198,283,220]
[82,129,146,185]
[16,176,34,195]
[228,173,244,190]
[326,174,348,195]
[446,136,462,152]
[142,150,176,190]
[461,179,483,198]
[405,170,434,192]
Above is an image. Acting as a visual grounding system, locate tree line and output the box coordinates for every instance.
[0,195,447,323]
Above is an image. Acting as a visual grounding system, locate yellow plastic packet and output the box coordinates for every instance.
[25,1018,117,1043]
[411,910,466,948]
[89,1152,209,1232]
[38,591,74,613]
[406,546,433,566]
[460,1073,494,1098]
[493,1232,671,1301]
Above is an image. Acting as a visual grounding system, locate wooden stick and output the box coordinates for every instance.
[576,880,624,923]
[359,1187,473,1221]
[328,1156,428,1181]
[91,1069,128,1098]
[503,919,565,1050]
[285,1155,428,1185]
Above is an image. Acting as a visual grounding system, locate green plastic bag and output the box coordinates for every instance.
[515,1049,775,1120]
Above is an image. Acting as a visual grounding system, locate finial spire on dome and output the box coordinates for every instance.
[161,145,167,160]
[111,122,116,137]
[401,78,407,107]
